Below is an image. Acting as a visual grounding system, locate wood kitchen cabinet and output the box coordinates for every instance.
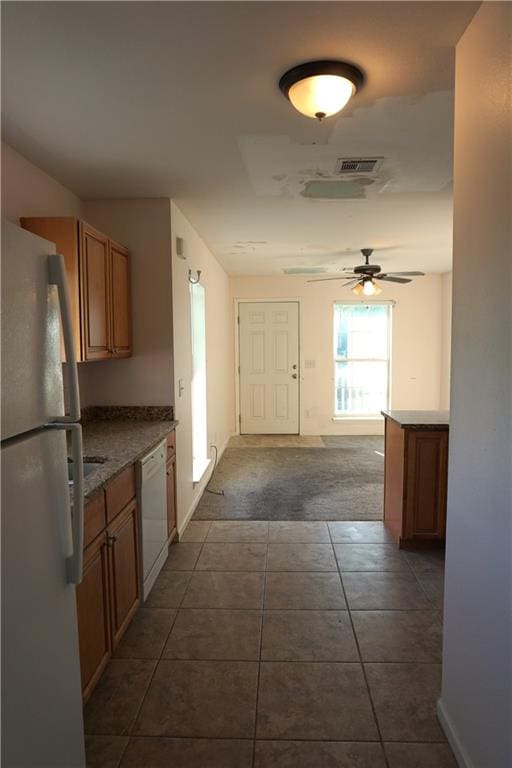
[76,474,140,703]
[76,532,111,703]
[20,217,132,362]
[107,499,140,649]
[80,224,111,360]
[110,241,131,357]
[383,410,449,548]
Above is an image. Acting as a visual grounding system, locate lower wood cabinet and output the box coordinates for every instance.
[108,499,140,649]
[383,416,448,547]
[76,533,111,703]
[76,486,140,703]
[76,435,176,703]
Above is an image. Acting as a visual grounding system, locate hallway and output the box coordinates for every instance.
[84,520,452,767]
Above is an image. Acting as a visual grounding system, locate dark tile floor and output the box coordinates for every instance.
[84,520,454,768]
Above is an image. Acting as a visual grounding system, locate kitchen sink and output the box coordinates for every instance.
[67,458,105,486]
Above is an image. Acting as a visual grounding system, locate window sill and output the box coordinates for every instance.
[332,415,384,421]
[192,457,211,485]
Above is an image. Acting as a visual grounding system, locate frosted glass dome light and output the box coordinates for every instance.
[279,60,364,121]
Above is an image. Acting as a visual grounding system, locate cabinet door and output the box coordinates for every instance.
[404,429,448,541]
[108,500,140,648]
[110,241,132,358]
[166,456,177,538]
[80,223,111,360]
[76,533,111,703]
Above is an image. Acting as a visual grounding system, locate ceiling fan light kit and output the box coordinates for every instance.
[307,249,425,293]
[357,278,382,297]
[279,60,364,120]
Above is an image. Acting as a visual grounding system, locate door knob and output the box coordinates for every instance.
[292,373,297,379]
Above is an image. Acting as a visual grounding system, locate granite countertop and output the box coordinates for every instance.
[69,407,178,502]
[381,410,449,429]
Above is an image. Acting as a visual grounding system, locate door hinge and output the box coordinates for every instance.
[238,365,240,374]
[239,413,241,424]
[237,315,240,325]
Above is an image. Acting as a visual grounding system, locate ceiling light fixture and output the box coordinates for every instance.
[279,60,364,121]
[352,278,382,297]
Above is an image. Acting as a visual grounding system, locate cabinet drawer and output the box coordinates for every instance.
[166,430,176,459]
[84,492,106,548]
[105,465,136,523]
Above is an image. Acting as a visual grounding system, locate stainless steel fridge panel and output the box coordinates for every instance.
[1,428,85,767]
[1,221,65,440]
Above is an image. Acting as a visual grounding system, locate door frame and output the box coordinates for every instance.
[234,298,303,435]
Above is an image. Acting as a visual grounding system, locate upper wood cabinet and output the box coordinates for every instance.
[80,223,111,360]
[110,241,131,358]
[20,217,132,362]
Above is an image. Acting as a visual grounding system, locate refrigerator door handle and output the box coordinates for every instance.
[47,253,81,423]
[45,422,84,584]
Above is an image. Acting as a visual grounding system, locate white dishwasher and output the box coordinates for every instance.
[137,439,168,600]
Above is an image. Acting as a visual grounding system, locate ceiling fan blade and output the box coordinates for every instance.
[307,276,349,283]
[386,271,425,276]
[342,279,361,287]
[377,275,412,284]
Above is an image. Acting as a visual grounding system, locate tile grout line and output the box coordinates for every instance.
[117,526,212,762]
[251,526,268,767]
[87,521,446,767]
[91,522,444,765]
[327,523,392,768]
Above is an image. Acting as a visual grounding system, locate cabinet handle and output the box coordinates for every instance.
[107,534,118,547]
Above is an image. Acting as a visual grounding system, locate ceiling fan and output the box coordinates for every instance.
[307,248,425,296]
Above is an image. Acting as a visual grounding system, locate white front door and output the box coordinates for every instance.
[239,301,299,434]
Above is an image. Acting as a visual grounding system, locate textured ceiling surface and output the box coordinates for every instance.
[2,1,479,274]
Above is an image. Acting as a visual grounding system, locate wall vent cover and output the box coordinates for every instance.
[335,157,383,174]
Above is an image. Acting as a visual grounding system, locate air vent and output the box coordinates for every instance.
[335,157,383,174]
[283,267,326,275]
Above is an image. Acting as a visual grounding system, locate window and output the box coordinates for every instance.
[334,303,391,416]
[190,282,209,481]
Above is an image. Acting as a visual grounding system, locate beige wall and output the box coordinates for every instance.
[440,272,453,409]
[80,199,174,407]
[170,202,234,533]
[439,4,512,767]
[1,141,82,221]
[231,274,445,435]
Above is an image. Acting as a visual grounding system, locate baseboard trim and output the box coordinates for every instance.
[177,433,231,539]
[437,698,474,768]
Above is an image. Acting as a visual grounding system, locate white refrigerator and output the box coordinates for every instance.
[1,220,86,767]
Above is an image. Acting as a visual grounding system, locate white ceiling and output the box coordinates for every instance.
[2,1,479,275]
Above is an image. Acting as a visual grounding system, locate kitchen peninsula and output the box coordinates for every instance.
[382,410,449,548]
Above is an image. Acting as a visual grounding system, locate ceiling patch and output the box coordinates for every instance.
[301,180,367,199]
[283,267,327,274]
[237,90,453,200]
